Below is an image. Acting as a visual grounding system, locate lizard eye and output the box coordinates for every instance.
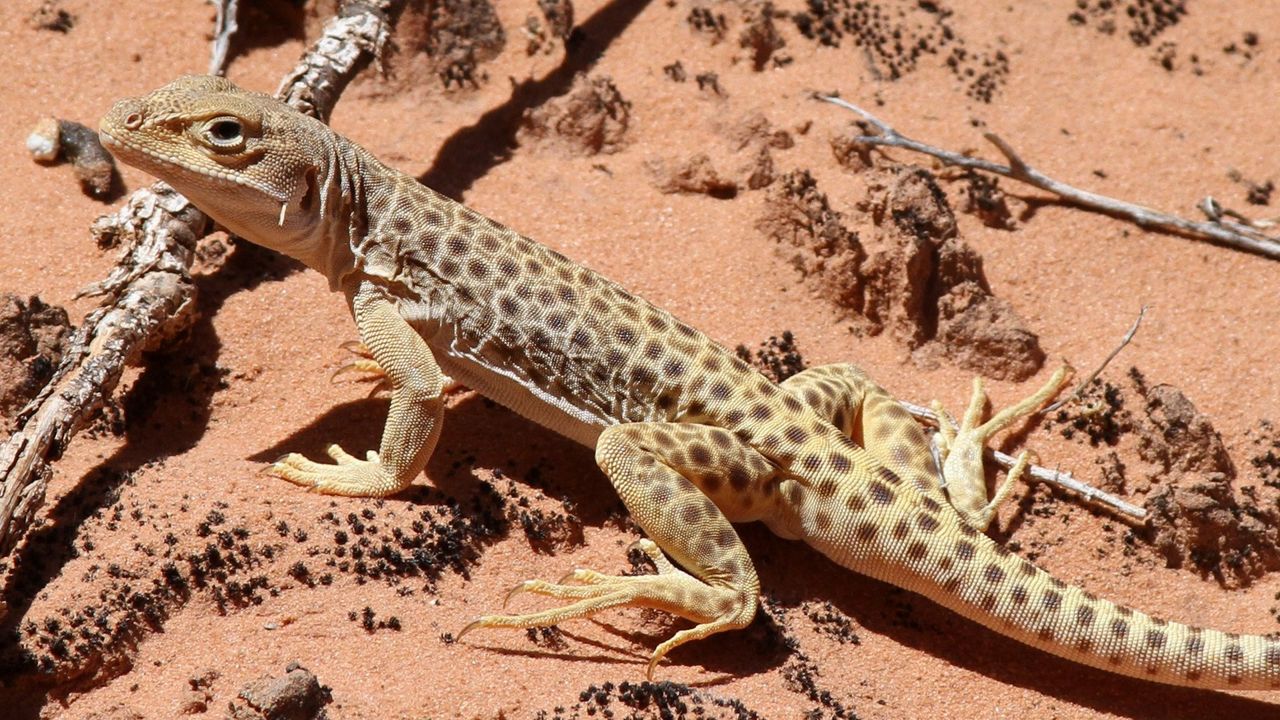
[204,117,245,148]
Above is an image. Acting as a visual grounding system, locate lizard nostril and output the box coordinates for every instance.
[123,112,143,130]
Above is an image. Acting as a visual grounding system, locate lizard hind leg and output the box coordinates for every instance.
[461,422,770,677]
[932,364,1072,529]
[780,363,941,495]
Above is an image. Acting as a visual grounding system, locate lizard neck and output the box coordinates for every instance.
[280,136,366,292]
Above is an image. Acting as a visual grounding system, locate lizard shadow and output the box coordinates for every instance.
[462,619,781,684]
[762,537,1279,718]
[248,392,610,516]
[417,0,654,199]
[250,392,790,678]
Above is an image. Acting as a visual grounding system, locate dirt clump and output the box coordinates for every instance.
[735,331,807,384]
[687,4,729,44]
[0,294,70,427]
[519,73,632,155]
[1137,380,1280,588]
[1056,376,1133,447]
[538,680,764,720]
[1137,382,1233,475]
[0,483,509,690]
[649,112,791,197]
[1068,0,1188,46]
[361,0,506,88]
[651,154,741,198]
[756,169,866,313]
[738,2,787,71]
[1250,420,1280,488]
[955,170,1018,229]
[828,129,872,172]
[1055,369,1280,588]
[177,669,219,715]
[759,165,1043,380]
[924,277,1043,381]
[28,0,74,32]
[229,662,331,720]
[536,0,574,40]
[789,0,1010,101]
[524,0,574,55]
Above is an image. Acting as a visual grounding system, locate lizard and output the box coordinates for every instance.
[98,75,1280,689]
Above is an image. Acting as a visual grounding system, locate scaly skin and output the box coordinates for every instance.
[99,75,1280,687]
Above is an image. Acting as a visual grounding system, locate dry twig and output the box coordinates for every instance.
[0,0,406,557]
[209,0,240,76]
[1043,306,1146,414]
[816,94,1280,261]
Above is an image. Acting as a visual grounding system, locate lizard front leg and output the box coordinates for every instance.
[462,422,770,676]
[269,281,447,497]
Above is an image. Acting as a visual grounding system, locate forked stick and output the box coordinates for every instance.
[816,94,1280,261]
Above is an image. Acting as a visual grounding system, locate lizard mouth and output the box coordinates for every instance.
[97,125,287,204]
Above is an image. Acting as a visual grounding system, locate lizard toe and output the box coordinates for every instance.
[266,451,403,497]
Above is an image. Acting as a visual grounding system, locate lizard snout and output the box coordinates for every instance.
[99,97,145,145]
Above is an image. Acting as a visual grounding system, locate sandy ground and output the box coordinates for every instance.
[2,0,1280,718]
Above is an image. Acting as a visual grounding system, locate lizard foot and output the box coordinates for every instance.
[330,340,391,395]
[933,363,1072,529]
[458,540,756,677]
[268,445,404,497]
[331,340,463,395]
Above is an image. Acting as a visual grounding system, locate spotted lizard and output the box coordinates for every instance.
[98,75,1280,689]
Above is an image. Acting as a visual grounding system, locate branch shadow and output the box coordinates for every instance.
[418,0,654,199]
[216,0,307,74]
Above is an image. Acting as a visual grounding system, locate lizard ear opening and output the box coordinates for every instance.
[299,166,320,213]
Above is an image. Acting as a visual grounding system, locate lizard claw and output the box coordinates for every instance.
[455,619,482,642]
[504,580,541,608]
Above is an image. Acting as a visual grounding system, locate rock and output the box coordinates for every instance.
[228,662,331,720]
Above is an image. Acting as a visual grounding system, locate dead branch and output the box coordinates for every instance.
[899,400,1148,521]
[816,95,1280,262]
[1044,306,1145,414]
[0,0,406,557]
[209,0,239,76]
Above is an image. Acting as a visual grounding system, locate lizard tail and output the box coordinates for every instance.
[810,501,1280,689]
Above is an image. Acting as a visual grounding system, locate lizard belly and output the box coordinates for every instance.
[429,338,610,449]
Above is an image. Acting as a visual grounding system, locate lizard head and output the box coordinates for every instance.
[100,75,331,252]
